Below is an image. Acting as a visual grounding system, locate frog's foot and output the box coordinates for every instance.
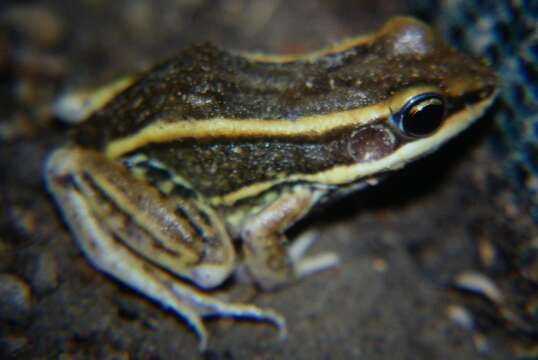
[166,275,288,352]
[288,231,340,279]
[88,230,286,351]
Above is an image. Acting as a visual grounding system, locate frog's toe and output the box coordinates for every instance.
[294,252,340,278]
[168,280,287,346]
[289,231,340,278]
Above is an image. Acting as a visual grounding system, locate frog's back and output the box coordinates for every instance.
[72,17,496,151]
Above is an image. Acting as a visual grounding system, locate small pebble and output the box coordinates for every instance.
[0,274,32,323]
[31,252,60,293]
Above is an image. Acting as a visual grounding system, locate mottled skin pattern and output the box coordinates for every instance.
[70,20,495,198]
[139,134,375,196]
[73,24,494,149]
[135,90,490,197]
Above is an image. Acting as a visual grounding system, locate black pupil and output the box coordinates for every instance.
[401,97,445,137]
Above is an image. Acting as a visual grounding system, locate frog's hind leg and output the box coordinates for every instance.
[45,147,286,351]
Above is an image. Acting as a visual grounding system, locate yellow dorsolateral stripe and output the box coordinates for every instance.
[105,86,439,159]
[210,95,496,206]
[241,17,429,64]
[55,75,140,124]
[241,34,373,64]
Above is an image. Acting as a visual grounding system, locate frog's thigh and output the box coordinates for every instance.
[46,147,236,287]
[45,148,286,350]
[241,186,340,290]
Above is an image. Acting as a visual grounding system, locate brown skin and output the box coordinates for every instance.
[73,19,496,149]
[67,19,496,198]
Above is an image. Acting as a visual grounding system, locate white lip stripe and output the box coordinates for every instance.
[211,94,496,206]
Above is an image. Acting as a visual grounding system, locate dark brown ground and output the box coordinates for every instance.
[0,1,533,359]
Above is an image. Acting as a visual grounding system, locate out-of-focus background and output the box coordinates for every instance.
[1,1,536,359]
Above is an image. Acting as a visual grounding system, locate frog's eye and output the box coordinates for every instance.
[392,93,446,138]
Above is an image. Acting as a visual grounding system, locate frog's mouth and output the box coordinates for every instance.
[213,91,496,207]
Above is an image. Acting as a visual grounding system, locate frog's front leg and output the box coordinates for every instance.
[241,185,340,290]
[45,147,285,351]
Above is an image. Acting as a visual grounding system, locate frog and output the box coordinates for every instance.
[45,17,497,351]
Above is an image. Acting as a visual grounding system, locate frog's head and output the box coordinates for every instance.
[297,16,498,186]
